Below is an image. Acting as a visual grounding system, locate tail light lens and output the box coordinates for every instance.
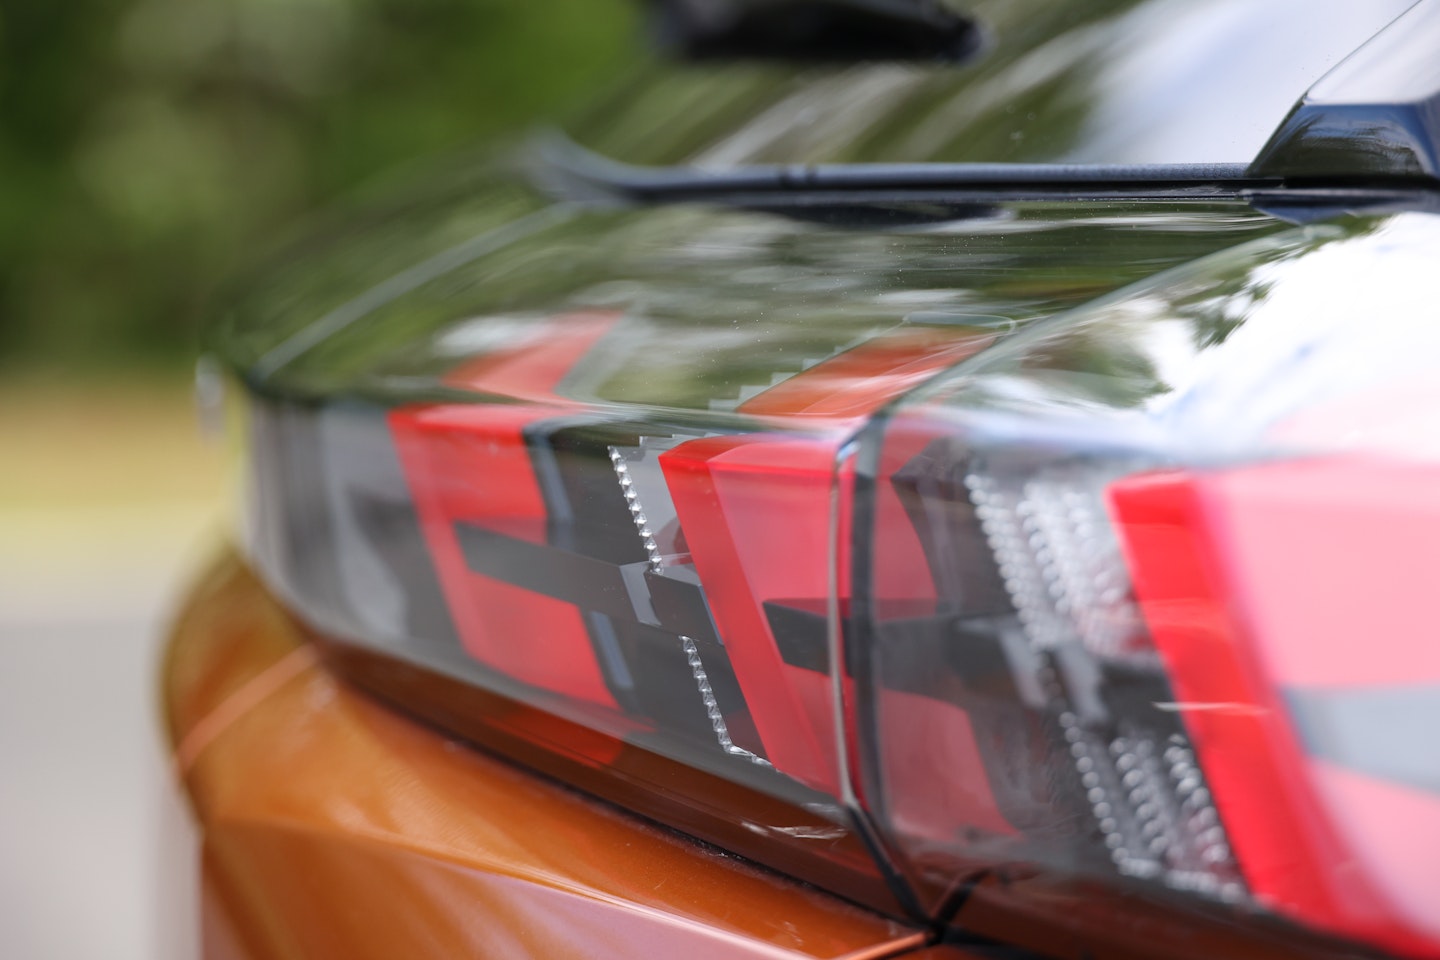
[241,307,1000,913]
[235,212,1440,957]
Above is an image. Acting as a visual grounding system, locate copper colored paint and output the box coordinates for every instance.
[162,551,936,960]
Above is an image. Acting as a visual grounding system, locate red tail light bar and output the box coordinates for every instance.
[1112,461,1440,956]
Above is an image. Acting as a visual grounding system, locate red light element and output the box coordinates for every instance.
[878,690,1016,843]
[393,404,619,709]
[392,318,1020,803]
[1110,460,1440,957]
[865,417,947,612]
[390,312,622,709]
[1202,459,1440,689]
[1309,760,1440,943]
[659,329,988,792]
[662,435,843,791]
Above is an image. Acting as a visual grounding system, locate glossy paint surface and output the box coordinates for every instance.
[163,551,931,960]
[1253,0,1440,180]
[216,173,1288,398]
[568,0,1413,167]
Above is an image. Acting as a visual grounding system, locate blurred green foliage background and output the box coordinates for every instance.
[0,0,638,373]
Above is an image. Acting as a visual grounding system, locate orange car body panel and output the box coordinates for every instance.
[163,551,937,960]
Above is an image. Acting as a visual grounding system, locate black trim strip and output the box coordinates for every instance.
[534,135,1272,203]
[531,134,1440,218]
[456,522,731,651]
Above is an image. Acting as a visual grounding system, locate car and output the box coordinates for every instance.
[163,1,1440,958]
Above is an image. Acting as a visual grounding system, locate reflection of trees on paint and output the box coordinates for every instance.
[931,218,1381,417]
[572,0,1152,167]
[221,194,1287,410]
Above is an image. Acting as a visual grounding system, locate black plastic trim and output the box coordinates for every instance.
[532,135,1439,223]
[1251,0,1440,183]
[535,135,1271,202]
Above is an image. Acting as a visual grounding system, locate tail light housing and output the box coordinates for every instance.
[231,212,1440,958]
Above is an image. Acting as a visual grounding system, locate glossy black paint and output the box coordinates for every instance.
[1253,0,1440,182]
[569,0,1416,167]
[218,191,1289,399]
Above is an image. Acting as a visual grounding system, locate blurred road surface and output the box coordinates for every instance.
[0,375,221,960]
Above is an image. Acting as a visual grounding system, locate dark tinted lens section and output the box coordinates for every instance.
[244,398,461,652]
[242,391,921,912]
[854,422,1243,911]
[237,312,1022,918]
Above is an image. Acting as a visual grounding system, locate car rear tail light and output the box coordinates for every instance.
[240,307,1001,914]
[1113,460,1440,952]
[846,214,1440,957]
[855,430,1243,901]
[234,214,1440,958]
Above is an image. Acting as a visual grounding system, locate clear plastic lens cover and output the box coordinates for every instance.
[854,213,1440,956]
[228,173,1439,958]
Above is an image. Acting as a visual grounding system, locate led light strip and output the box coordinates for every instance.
[611,446,663,572]
[968,458,1242,897]
[608,445,770,767]
[681,635,772,767]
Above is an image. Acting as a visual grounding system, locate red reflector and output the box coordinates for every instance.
[390,312,624,712]
[392,403,620,710]
[1110,460,1440,957]
[661,435,843,791]
[384,318,994,796]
